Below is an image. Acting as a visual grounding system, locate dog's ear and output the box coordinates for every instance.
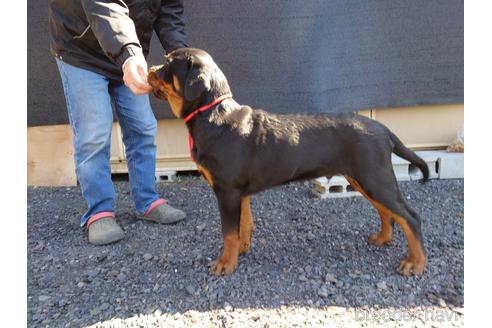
[183,62,210,102]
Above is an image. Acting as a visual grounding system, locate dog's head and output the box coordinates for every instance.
[148,48,231,119]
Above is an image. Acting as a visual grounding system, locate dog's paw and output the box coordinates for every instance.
[239,241,251,254]
[368,233,392,246]
[397,257,426,276]
[210,255,238,276]
[239,230,253,254]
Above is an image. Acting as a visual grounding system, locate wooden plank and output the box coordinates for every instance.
[110,123,125,163]
[155,119,190,158]
[110,119,196,173]
[372,104,463,150]
[28,104,464,186]
[28,123,127,186]
[27,125,77,186]
[154,120,195,171]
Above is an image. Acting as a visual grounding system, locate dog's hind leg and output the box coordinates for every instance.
[345,176,394,245]
[368,208,394,246]
[239,196,255,254]
[345,168,426,276]
[210,188,241,276]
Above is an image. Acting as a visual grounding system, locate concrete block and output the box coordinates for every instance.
[391,155,411,181]
[155,170,177,182]
[392,151,440,181]
[439,152,464,179]
[313,176,362,199]
[312,151,464,198]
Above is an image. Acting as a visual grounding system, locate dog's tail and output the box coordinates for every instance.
[389,130,429,182]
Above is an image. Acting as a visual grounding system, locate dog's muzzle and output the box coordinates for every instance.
[147,66,168,101]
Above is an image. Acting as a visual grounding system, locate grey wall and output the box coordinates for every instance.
[28,0,463,127]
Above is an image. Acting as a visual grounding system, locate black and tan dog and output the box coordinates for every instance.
[148,48,429,277]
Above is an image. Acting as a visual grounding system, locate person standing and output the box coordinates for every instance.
[49,0,188,245]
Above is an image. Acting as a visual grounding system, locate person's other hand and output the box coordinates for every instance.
[122,54,153,95]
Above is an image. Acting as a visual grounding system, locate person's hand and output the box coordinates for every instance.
[122,54,153,95]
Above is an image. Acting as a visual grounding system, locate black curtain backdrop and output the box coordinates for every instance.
[27,0,463,126]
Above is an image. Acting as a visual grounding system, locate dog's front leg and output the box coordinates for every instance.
[210,188,241,276]
[239,196,255,254]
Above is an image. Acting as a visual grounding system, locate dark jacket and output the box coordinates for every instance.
[49,0,188,81]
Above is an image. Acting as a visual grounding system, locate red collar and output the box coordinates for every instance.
[183,94,233,123]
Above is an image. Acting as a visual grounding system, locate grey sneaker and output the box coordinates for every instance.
[88,217,125,245]
[143,203,186,224]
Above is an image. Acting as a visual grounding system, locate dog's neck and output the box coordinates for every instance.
[184,96,243,139]
[183,95,241,124]
[181,72,233,119]
[183,94,233,123]
[183,96,242,162]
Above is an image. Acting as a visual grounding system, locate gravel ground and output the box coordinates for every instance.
[27,177,464,328]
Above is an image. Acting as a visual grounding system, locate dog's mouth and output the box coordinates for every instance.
[153,88,168,101]
[147,68,168,101]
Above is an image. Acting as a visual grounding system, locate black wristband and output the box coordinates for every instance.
[115,44,142,68]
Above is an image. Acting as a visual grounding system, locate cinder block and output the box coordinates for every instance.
[392,151,440,181]
[439,152,464,179]
[155,170,177,182]
[391,155,411,181]
[312,150,463,199]
[313,176,362,199]
[414,151,441,180]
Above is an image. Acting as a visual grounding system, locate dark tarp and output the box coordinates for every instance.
[27,0,463,127]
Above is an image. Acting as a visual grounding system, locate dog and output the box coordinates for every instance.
[148,48,429,277]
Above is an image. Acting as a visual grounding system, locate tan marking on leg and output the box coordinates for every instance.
[197,164,214,187]
[345,176,364,194]
[368,208,394,246]
[392,213,426,276]
[346,176,393,244]
[239,196,255,254]
[345,176,426,276]
[345,177,393,246]
[211,232,239,276]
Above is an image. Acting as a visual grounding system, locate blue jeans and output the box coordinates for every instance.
[56,59,161,227]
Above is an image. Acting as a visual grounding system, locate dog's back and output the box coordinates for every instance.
[208,107,418,193]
